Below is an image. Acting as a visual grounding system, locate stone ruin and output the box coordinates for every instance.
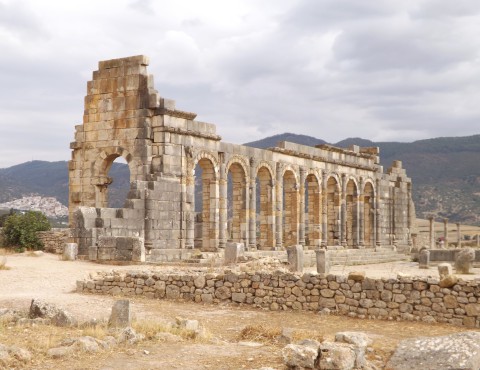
[69,55,415,262]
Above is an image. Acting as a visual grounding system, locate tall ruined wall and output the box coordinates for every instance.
[69,55,415,262]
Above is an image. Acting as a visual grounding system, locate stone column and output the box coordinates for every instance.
[185,173,195,249]
[358,177,365,248]
[248,158,257,250]
[457,223,461,248]
[275,163,283,249]
[321,171,328,247]
[375,179,381,246]
[218,161,227,248]
[429,216,435,249]
[407,184,414,246]
[299,167,306,247]
[341,174,347,247]
[443,218,449,248]
[477,234,480,247]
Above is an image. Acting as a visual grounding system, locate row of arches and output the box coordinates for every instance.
[192,153,377,251]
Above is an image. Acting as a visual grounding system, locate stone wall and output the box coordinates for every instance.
[77,270,480,328]
[36,228,71,254]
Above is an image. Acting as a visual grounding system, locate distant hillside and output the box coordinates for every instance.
[1,133,479,225]
[244,132,327,148]
[0,160,129,209]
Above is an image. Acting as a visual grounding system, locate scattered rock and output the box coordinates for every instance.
[32,251,44,257]
[29,299,77,327]
[108,300,131,328]
[439,274,458,288]
[282,340,320,369]
[455,248,475,274]
[335,331,372,368]
[437,263,452,279]
[278,327,294,345]
[348,271,366,281]
[318,342,356,370]
[117,327,145,345]
[47,346,74,359]
[387,331,480,370]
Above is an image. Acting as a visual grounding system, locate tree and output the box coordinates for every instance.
[2,211,51,250]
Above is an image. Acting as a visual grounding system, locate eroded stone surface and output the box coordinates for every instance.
[387,331,480,370]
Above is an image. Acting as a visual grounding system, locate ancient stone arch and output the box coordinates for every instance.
[69,56,415,262]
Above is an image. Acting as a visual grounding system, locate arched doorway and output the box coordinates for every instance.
[194,157,218,251]
[227,162,248,244]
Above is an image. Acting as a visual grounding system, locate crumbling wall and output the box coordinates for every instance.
[36,229,71,254]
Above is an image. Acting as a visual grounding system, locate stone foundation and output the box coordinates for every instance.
[77,270,480,328]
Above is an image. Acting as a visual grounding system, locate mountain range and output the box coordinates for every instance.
[0,133,479,225]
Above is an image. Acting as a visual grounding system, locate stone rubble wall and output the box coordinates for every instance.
[77,270,480,328]
[36,229,71,254]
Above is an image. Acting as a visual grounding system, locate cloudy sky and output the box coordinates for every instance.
[1,0,480,168]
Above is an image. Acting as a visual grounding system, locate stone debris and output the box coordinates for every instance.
[418,249,430,269]
[387,331,480,370]
[175,317,207,339]
[455,248,475,274]
[63,243,78,261]
[0,344,32,366]
[335,331,372,368]
[108,299,131,328]
[47,336,117,358]
[278,327,294,345]
[439,274,458,288]
[286,245,304,273]
[282,333,372,370]
[29,299,77,327]
[318,342,357,370]
[283,339,320,369]
[437,263,452,279]
[117,327,145,345]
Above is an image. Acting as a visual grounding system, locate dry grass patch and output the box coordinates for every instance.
[239,324,324,345]
[132,319,211,342]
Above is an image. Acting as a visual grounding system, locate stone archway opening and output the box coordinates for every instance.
[327,177,340,245]
[194,158,217,250]
[283,170,298,247]
[106,156,131,208]
[305,174,321,248]
[95,154,132,209]
[227,163,247,245]
[346,179,358,247]
[256,166,274,250]
[364,182,375,247]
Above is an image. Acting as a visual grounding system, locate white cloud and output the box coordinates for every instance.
[0,0,480,167]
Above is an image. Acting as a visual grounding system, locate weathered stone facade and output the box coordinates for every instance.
[77,270,480,328]
[69,55,415,262]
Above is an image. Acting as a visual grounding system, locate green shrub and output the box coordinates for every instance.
[2,211,51,250]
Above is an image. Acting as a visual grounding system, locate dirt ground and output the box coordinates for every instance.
[0,252,478,369]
